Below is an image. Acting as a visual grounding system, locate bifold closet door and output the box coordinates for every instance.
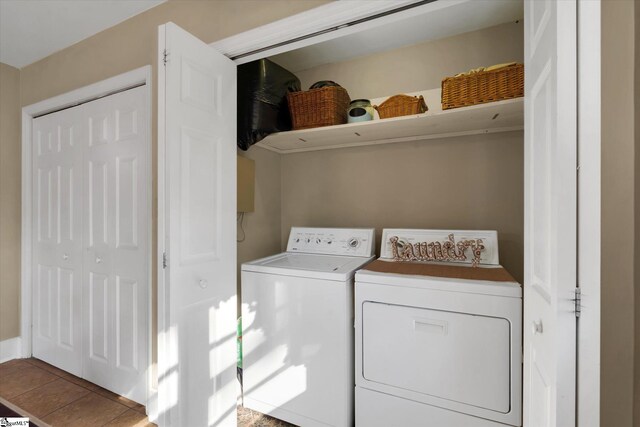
[158,22,237,426]
[32,85,148,404]
[523,0,577,425]
[32,107,84,376]
[82,86,148,404]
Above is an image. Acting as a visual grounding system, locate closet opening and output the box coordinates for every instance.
[234,2,525,424]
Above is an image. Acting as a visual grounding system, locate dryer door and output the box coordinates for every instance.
[362,301,511,413]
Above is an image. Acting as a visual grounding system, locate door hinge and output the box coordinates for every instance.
[163,49,169,66]
[573,287,582,318]
[162,252,167,269]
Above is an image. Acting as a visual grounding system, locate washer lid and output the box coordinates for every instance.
[242,252,374,281]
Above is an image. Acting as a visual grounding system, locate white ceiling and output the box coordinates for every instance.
[0,0,167,68]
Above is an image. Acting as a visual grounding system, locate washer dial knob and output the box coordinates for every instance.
[348,238,360,248]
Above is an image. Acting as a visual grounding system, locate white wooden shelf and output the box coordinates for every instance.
[255,89,523,154]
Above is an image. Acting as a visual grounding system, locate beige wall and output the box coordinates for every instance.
[237,147,281,311]
[0,62,21,341]
[281,132,524,280]
[601,0,636,425]
[295,22,523,99]
[280,22,525,281]
[19,0,329,107]
[635,0,640,423]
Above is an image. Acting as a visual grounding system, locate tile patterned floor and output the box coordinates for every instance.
[0,358,152,426]
[0,358,295,427]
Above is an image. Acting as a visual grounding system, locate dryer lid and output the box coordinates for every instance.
[356,261,521,298]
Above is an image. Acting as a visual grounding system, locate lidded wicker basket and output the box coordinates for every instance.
[287,86,351,130]
[374,94,428,119]
[441,63,524,110]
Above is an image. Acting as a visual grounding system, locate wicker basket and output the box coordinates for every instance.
[287,86,350,130]
[441,63,524,110]
[374,94,428,119]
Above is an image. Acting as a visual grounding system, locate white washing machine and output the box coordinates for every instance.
[241,227,375,427]
[355,229,522,427]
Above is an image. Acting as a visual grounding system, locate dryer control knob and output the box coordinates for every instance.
[348,238,359,248]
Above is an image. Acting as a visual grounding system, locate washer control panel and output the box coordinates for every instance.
[286,227,375,257]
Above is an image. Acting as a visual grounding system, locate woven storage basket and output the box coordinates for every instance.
[374,94,428,119]
[441,63,524,110]
[287,86,350,130]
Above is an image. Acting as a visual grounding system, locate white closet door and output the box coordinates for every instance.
[82,86,149,404]
[32,108,84,376]
[523,0,577,425]
[158,22,237,427]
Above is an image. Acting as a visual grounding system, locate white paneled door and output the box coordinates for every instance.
[81,86,149,403]
[32,107,84,376]
[158,22,237,426]
[523,0,577,425]
[32,85,149,405]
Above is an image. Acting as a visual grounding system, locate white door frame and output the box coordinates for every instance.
[20,65,154,407]
[207,1,602,424]
[576,0,601,424]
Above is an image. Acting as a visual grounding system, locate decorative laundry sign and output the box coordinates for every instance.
[389,234,485,267]
[379,229,500,266]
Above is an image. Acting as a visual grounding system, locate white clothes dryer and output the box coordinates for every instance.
[355,229,522,427]
[242,227,375,427]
